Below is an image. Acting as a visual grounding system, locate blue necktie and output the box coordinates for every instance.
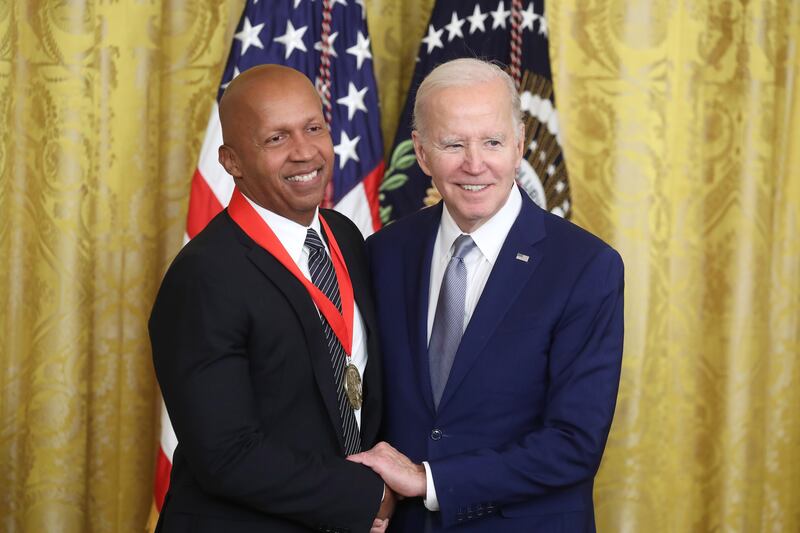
[429,234,476,409]
[305,228,361,455]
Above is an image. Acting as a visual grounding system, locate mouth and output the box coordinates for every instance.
[458,184,489,192]
[285,169,320,183]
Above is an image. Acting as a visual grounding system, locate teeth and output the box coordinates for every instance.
[286,170,318,182]
[460,184,487,191]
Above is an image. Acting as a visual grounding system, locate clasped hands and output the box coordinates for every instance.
[347,442,426,533]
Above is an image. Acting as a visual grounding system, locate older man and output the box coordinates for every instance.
[350,58,624,532]
[150,65,390,532]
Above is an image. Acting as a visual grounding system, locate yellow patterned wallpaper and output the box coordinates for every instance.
[1,1,797,532]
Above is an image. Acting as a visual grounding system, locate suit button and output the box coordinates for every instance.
[430,429,442,440]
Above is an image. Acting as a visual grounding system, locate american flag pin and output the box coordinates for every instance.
[515,253,530,262]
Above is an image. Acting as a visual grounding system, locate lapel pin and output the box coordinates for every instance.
[515,253,530,263]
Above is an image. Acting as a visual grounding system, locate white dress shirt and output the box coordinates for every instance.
[422,185,522,510]
[244,195,369,428]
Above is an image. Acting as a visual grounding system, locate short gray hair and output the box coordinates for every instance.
[412,58,522,140]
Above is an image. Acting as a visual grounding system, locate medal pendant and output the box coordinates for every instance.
[344,363,363,410]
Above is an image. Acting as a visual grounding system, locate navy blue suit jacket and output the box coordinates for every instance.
[366,191,624,532]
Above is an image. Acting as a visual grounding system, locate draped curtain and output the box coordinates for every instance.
[1,1,797,532]
[0,2,245,531]
[549,2,800,531]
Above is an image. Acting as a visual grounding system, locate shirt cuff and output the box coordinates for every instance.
[422,461,440,511]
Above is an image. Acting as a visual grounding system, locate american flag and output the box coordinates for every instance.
[379,0,572,224]
[151,0,383,519]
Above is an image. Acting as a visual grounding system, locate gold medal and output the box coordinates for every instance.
[344,363,363,410]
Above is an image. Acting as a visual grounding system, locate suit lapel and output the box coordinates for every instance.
[437,196,547,412]
[228,213,347,453]
[404,205,442,416]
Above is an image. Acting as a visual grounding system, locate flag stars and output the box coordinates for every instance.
[491,1,511,30]
[355,0,366,19]
[221,66,241,90]
[274,20,308,59]
[467,4,488,34]
[334,131,361,169]
[421,24,444,54]
[314,31,340,58]
[336,82,369,121]
[234,17,265,56]
[346,31,373,70]
[444,12,465,42]
[521,3,537,31]
[537,13,548,36]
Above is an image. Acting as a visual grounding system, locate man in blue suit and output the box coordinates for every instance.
[348,58,624,532]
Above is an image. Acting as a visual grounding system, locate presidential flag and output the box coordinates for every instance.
[150,0,384,525]
[379,0,571,224]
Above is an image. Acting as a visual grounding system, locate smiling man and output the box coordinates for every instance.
[351,59,625,532]
[150,65,391,532]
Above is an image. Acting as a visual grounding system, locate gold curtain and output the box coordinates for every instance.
[0,1,245,531]
[548,2,800,531]
[1,1,797,532]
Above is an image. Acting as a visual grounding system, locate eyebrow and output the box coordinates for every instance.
[259,115,324,134]
[437,133,507,144]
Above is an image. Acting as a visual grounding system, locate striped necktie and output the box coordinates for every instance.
[305,228,361,455]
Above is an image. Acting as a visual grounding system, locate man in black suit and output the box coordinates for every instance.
[149,65,390,533]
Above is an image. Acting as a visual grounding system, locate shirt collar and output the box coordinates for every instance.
[438,185,522,264]
[242,194,323,263]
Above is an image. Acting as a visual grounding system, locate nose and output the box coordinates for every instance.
[289,135,317,161]
[462,143,486,174]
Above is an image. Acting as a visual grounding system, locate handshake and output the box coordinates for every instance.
[347,442,426,533]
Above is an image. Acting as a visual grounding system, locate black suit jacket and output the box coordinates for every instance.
[150,209,384,533]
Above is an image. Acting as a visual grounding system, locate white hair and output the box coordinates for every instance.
[412,58,523,139]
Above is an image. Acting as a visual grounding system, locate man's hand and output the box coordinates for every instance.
[370,485,396,533]
[348,442,427,498]
[370,518,389,533]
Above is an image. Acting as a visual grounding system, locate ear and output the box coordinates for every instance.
[411,130,433,177]
[516,123,525,161]
[218,145,242,178]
